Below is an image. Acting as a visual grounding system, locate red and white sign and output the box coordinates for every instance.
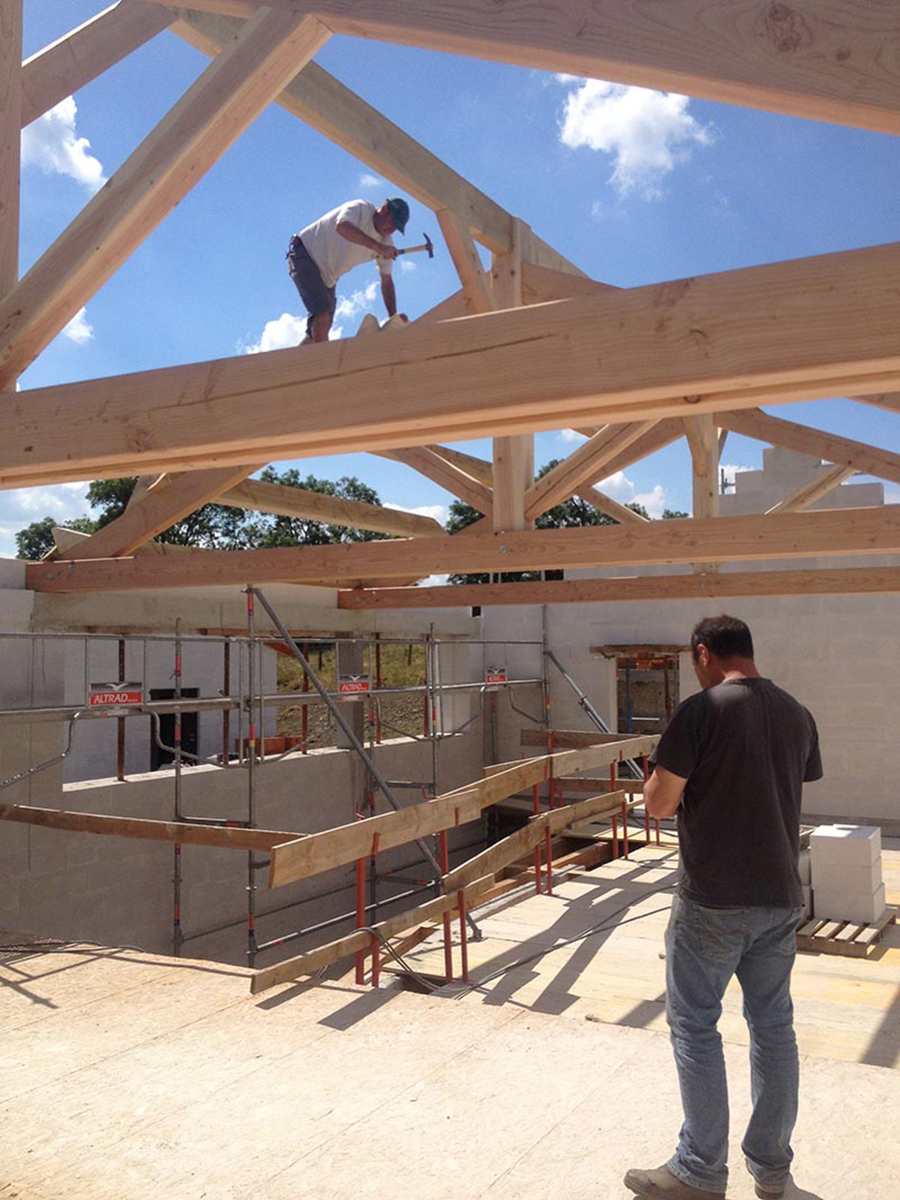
[89,682,143,710]
[338,674,371,694]
[486,667,508,685]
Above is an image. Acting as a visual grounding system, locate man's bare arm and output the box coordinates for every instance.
[336,219,397,258]
[644,763,687,819]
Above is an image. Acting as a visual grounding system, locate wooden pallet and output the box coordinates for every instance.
[796,907,896,957]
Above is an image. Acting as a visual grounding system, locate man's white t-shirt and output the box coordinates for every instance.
[298,200,393,289]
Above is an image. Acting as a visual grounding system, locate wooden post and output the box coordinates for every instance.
[1,0,22,297]
[684,414,719,574]
[491,219,533,531]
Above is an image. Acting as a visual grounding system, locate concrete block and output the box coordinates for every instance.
[810,824,881,869]
[810,854,882,895]
[814,882,886,926]
[798,849,811,885]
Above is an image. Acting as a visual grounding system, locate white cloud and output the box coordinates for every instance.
[335,281,378,321]
[0,481,91,558]
[417,574,448,588]
[385,501,449,525]
[597,469,668,517]
[359,173,385,190]
[62,307,93,345]
[243,311,306,353]
[558,79,713,197]
[399,258,418,273]
[559,428,588,444]
[21,96,106,192]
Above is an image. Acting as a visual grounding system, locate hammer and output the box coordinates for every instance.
[397,232,434,259]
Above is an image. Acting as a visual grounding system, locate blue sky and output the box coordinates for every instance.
[8,1,900,557]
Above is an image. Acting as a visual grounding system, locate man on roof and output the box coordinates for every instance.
[287,197,410,344]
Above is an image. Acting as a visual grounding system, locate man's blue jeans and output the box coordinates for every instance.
[665,895,804,1194]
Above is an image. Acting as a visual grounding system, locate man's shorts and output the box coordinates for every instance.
[287,236,336,339]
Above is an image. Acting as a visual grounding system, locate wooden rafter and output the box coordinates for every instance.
[376,446,493,517]
[0,8,331,389]
[853,392,900,418]
[718,407,900,487]
[6,242,899,488]
[171,7,579,274]
[193,0,900,135]
[21,1,177,128]
[25,507,900,593]
[578,484,649,526]
[217,476,446,537]
[1,0,22,299]
[338,565,900,611]
[524,422,656,520]
[437,207,494,312]
[765,464,856,515]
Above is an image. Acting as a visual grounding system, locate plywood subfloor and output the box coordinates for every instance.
[394,845,900,1070]
[1,937,898,1200]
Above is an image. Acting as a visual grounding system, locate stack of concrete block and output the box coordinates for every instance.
[809,824,886,925]
[798,848,812,917]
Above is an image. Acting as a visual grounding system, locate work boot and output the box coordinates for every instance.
[754,1183,786,1198]
[623,1164,725,1199]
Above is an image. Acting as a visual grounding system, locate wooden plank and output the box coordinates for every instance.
[1,0,22,298]
[0,9,331,389]
[56,464,263,561]
[267,737,657,889]
[524,423,657,520]
[218,477,445,537]
[242,0,900,136]
[29,506,900,593]
[718,408,900,489]
[249,873,496,993]
[337,562,900,611]
[0,800,302,852]
[21,1,176,127]
[766,463,856,515]
[442,790,625,892]
[376,446,494,516]
[6,241,900,486]
[521,729,632,749]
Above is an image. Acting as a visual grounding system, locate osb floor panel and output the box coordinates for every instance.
[397,846,900,1070]
[1,943,899,1200]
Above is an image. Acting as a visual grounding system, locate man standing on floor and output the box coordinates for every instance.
[625,614,822,1200]
[287,197,410,343]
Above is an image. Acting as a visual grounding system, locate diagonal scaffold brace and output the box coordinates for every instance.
[246,587,482,940]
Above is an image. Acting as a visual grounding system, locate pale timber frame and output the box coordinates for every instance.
[4,0,899,602]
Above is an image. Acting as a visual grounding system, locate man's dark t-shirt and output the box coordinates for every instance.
[650,678,822,908]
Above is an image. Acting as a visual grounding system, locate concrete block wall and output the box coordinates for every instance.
[0,732,483,967]
[483,573,900,825]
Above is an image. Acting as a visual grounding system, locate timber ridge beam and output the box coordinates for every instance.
[5,241,900,488]
[24,507,900,593]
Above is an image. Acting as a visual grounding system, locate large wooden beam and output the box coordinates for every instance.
[171,7,574,271]
[684,414,719,573]
[0,8,331,389]
[5,242,900,487]
[56,464,262,561]
[766,463,856,515]
[218,477,445,536]
[377,446,494,516]
[25,507,900,593]
[1,0,21,298]
[338,564,900,610]
[221,0,900,135]
[524,422,656,520]
[267,736,656,889]
[437,207,494,312]
[718,407,900,488]
[21,1,177,128]
[586,417,686,484]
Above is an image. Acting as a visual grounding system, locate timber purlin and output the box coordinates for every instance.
[796,907,896,958]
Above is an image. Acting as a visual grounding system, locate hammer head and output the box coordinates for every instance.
[424,232,434,259]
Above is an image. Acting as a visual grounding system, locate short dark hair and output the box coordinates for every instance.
[691,614,754,661]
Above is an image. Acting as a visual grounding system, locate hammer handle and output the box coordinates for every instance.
[397,243,431,255]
